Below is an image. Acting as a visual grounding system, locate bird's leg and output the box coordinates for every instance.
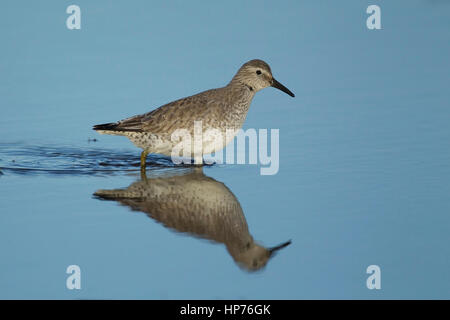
[140,166,147,181]
[193,157,205,167]
[140,151,148,174]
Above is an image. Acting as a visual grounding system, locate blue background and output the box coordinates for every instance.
[0,0,449,299]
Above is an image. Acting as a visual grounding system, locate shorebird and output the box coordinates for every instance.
[93,59,294,169]
[94,167,291,271]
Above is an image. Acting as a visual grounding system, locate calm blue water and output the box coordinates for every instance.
[0,1,449,299]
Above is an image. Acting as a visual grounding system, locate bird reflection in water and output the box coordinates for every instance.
[94,168,290,272]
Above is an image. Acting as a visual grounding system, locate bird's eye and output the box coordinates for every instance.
[256,70,262,75]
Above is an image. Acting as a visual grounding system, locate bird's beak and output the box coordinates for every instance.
[268,240,292,256]
[271,78,295,97]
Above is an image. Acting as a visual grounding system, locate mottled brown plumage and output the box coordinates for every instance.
[93,59,294,166]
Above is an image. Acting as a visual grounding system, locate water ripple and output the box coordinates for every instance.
[0,143,179,176]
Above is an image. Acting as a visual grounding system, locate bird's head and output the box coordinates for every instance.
[231,59,295,97]
[231,239,292,272]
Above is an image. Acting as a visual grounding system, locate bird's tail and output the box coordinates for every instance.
[93,189,137,200]
[93,122,124,135]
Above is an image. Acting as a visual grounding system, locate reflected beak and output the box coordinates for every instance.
[269,240,292,256]
[271,78,295,97]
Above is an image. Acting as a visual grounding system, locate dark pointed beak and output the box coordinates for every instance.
[271,78,295,97]
[269,240,292,256]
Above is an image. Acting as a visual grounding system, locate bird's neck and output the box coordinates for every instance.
[225,80,256,109]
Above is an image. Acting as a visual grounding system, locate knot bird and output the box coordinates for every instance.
[93,59,294,170]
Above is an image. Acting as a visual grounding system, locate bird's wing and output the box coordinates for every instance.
[103,89,219,133]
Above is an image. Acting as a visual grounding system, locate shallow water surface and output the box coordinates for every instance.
[1,1,449,299]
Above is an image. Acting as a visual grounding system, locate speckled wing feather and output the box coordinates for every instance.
[95,89,221,134]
